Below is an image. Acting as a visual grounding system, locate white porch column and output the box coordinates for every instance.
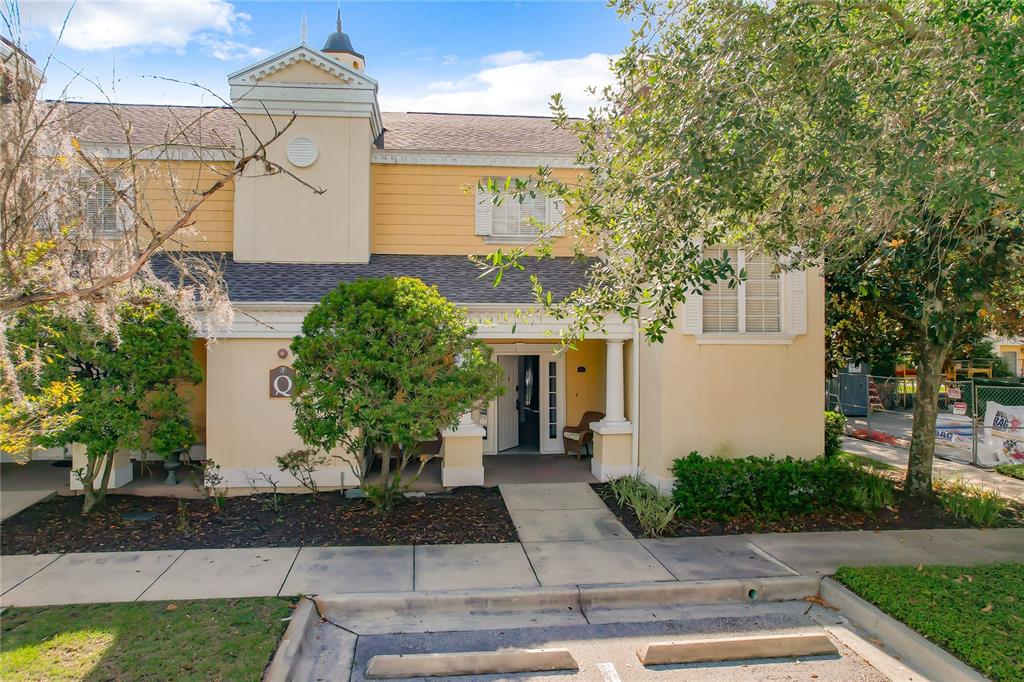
[604,338,626,424]
[441,411,485,487]
[591,338,633,480]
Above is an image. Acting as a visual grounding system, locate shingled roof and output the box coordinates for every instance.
[151,253,591,304]
[61,103,580,155]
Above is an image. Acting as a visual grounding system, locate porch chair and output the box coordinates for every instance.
[562,411,605,459]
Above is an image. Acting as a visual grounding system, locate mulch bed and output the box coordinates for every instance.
[0,487,517,555]
[593,483,1019,537]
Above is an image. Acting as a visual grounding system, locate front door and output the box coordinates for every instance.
[497,355,519,451]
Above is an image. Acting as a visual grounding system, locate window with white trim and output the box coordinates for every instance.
[82,177,132,237]
[475,178,564,240]
[702,247,781,333]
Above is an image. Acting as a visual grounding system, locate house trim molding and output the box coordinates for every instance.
[372,150,578,169]
[212,302,636,340]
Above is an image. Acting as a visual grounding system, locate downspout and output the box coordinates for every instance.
[631,322,641,474]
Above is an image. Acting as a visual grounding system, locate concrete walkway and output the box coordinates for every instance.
[844,436,1024,501]
[0,461,69,521]
[3,526,1021,608]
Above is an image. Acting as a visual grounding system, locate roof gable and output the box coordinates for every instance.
[228,45,376,90]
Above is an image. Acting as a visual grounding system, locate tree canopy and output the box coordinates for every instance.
[8,300,202,512]
[494,0,1023,497]
[290,277,502,509]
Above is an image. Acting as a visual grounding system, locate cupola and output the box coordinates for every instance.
[322,9,364,71]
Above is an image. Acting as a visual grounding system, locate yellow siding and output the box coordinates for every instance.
[137,160,234,252]
[372,164,581,255]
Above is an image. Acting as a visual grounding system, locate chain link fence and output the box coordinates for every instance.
[828,373,1024,468]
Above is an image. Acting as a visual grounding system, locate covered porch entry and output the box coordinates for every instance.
[440,309,636,487]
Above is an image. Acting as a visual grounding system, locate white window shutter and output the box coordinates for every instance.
[787,268,808,335]
[475,186,493,236]
[682,294,703,334]
[115,177,135,233]
[546,196,566,236]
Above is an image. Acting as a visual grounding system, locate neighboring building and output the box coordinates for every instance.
[1,35,43,103]
[993,338,1024,377]
[35,16,825,492]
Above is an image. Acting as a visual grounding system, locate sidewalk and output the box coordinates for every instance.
[4,526,1022,608]
[843,436,1024,501]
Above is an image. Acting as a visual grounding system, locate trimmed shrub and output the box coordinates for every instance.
[671,452,893,521]
[824,410,846,459]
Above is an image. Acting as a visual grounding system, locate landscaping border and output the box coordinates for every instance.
[819,577,986,681]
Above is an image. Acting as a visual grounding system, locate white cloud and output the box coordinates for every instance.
[21,0,261,59]
[481,50,541,67]
[380,52,614,117]
[196,36,268,62]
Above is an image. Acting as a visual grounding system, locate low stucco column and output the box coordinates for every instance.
[441,412,485,487]
[70,444,133,490]
[591,338,634,480]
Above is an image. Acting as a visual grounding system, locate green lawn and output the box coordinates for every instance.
[0,598,292,681]
[836,564,1024,681]
[995,463,1024,481]
[839,451,899,472]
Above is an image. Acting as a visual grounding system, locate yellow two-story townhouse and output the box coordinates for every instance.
[56,17,825,493]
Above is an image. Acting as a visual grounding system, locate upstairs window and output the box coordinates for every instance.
[702,248,781,334]
[82,177,132,238]
[475,178,565,240]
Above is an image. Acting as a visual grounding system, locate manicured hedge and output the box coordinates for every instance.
[824,410,846,458]
[671,452,888,520]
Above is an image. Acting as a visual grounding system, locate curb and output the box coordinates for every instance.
[263,597,317,682]
[819,578,986,682]
[313,575,823,626]
[580,575,821,613]
[315,586,582,628]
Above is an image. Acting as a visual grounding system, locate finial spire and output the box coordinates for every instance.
[337,3,343,33]
[300,12,308,44]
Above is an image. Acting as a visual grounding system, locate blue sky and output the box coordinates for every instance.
[7,1,631,115]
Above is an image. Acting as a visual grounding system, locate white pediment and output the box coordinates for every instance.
[227,44,382,137]
[228,45,377,90]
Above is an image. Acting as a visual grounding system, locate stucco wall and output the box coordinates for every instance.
[565,340,606,425]
[371,164,580,255]
[234,114,372,263]
[638,268,826,483]
[205,338,350,488]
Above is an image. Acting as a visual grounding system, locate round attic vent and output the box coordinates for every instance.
[287,136,318,168]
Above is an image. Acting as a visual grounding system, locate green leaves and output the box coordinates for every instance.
[290,277,504,504]
[7,300,202,510]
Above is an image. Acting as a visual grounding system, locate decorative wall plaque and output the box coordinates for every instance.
[270,366,296,398]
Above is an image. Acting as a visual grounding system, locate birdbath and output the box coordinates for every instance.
[164,450,185,485]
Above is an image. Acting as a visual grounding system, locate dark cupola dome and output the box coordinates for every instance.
[322,9,363,59]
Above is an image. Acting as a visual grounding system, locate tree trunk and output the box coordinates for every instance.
[81,453,113,515]
[904,342,949,500]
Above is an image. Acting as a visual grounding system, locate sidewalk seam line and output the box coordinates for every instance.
[135,549,185,601]
[635,539,677,580]
[276,547,302,597]
[745,541,800,576]
[517,541,542,588]
[412,543,418,592]
[0,552,65,598]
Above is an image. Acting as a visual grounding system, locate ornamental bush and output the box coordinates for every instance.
[290,277,503,511]
[824,411,846,459]
[8,300,202,514]
[671,452,892,521]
